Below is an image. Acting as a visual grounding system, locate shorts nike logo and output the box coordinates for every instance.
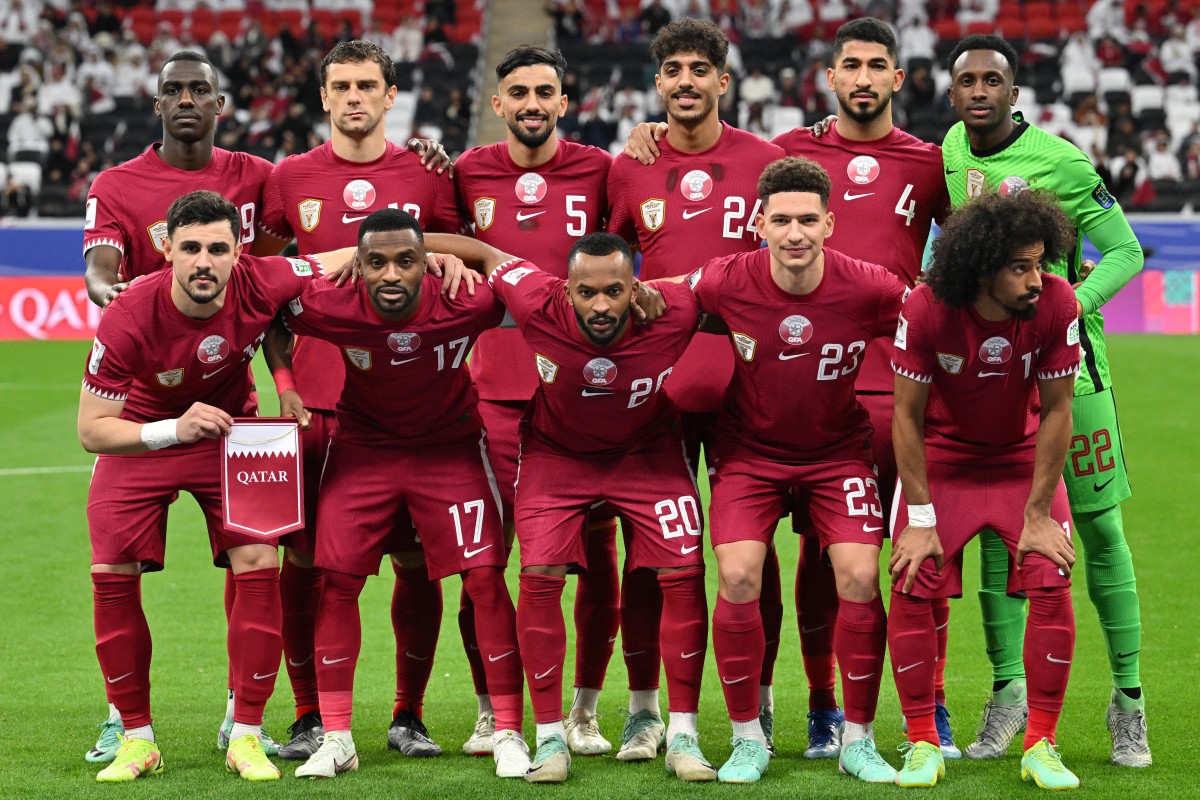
[516,210,546,221]
[843,191,875,201]
[1117,650,1139,659]
[203,364,231,379]
[608,636,618,643]
[343,214,368,223]
[322,656,349,665]
[862,523,883,533]
[682,207,711,219]
[778,352,809,360]
[800,624,828,634]
[847,672,875,681]
[106,672,133,684]
[405,651,432,661]
[391,357,419,366]
[978,371,1008,377]
[488,650,515,662]
[623,650,646,657]
[1093,477,1115,492]
[722,675,749,684]
[1046,653,1072,664]
[681,650,704,659]
[288,655,314,667]
[464,544,493,558]
[253,670,279,680]
[896,661,925,673]
[533,665,557,680]
[681,544,700,554]
[935,622,948,631]
[581,389,614,397]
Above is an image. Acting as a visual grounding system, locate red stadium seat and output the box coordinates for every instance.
[1026,17,1061,42]
[966,21,995,35]
[1023,1,1055,22]
[995,13,1026,39]
[933,17,960,41]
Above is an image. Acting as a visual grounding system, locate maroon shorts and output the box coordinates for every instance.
[710,454,885,551]
[890,461,1073,600]
[314,434,507,579]
[516,440,704,571]
[88,448,278,571]
[278,409,335,553]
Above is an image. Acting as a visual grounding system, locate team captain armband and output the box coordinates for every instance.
[141,418,180,450]
[908,504,936,528]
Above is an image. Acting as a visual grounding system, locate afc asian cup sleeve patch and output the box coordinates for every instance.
[1091,181,1116,209]
[685,268,701,289]
[288,257,313,276]
[894,313,908,350]
[1066,318,1080,346]
[88,338,106,375]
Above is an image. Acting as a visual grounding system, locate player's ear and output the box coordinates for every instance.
[385,84,397,110]
[826,64,835,92]
[319,86,330,113]
[825,210,835,238]
[215,92,226,115]
[718,71,730,96]
[1010,84,1019,107]
[893,67,905,92]
[492,93,503,117]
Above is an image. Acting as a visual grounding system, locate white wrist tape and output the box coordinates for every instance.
[908,503,936,528]
[141,419,180,450]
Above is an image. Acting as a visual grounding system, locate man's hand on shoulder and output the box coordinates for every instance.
[631,280,665,323]
[407,138,453,176]
[624,122,669,165]
[808,115,836,138]
[427,252,482,299]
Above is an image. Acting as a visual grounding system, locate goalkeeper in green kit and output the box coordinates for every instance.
[939,34,1151,769]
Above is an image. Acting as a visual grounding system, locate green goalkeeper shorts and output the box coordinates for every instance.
[1063,387,1132,514]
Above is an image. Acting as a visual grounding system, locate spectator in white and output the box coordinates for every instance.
[740,66,777,105]
[741,0,771,38]
[361,18,391,52]
[1063,99,1108,160]
[6,99,53,161]
[1061,31,1100,75]
[610,84,649,122]
[679,0,711,20]
[392,15,425,63]
[64,11,94,51]
[79,47,116,95]
[898,15,936,68]
[1159,25,1197,82]
[0,0,40,45]
[818,0,850,26]
[1146,134,1184,180]
[777,0,814,34]
[1088,0,1129,44]
[39,61,83,118]
[957,0,999,28]
[613,100,643,154]
[895,0,929,27]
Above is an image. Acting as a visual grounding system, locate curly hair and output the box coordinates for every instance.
[650,18,728,70]
[757,157,832,207]
[926,190,1075,307]
[321,39,397,89]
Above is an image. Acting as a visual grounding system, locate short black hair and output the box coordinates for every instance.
[167,190,240,241]
[357,207,423,247]
[160,50,218,88]
[926,190,1075,307]
[834,17,897,61]
[321,39,397,89]
[948,34,1019,80]
[650,18,728,70]
[757,156,832,207]
[567,232,634,274]
[497,45,567,84]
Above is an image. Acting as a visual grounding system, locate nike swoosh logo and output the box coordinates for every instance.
[253,670,279,680]
[322,656,349,665]
[800,624,828,634]
[847,672,876,681]
[391,357,419,366]
[623,650,647,657]
[608,636,618,643]
[681,545,700,554]
[1046,653,1072,664]
[945,168,958,175]
[343,214,368,223]
[986,648,1004,655]
[681,650,704,659]
[843,191,875,201]
[533,665,557,680]
[288,655,314,667]
[581,389,614,397]
[1093,477,1115,492]
[515,210,546,221]
[405,651,432,661]
[896,661,925,673]
[1117,650,1139,659]
[488,650,515,662]
[722,675,749,684]
[464,544,493,558]
[935,622,948,631]
[978,371,1008,377]
[862,524,883,533]
[682,207,711,219]
[203,364,231,379]
[778,352,809,360]
[106,672,133,684]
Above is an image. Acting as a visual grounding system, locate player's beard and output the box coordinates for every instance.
[837,89,891,125]
[575,307,630,347]
[371,282,418,318]
[508,113,556,149]
[996,288,1041,321]
[666,90,714,126]
[182,269,224,304]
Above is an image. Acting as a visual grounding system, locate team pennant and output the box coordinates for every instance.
[221,418,304,538]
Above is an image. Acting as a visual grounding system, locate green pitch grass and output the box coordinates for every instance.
[0,336,1193,798]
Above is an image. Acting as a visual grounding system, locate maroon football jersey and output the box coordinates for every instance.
[83,145,273,282]
[688,246,906,462]
[891,276,1081,466]
[261,140,461,413]
[772,123,949,393]
[488,260,698,455]
[456,139,612,401]
[281,272,505,448]
[82,254,320,453]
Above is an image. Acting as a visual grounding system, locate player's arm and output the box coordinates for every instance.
[262,320,310,430]
[889,373,944,593]
[250,230,292,256]
[1016,374,1076,576]
[1075,212,1143,317]
[423,232,516,275]
[84,245,128,308]
[78,389,233,455]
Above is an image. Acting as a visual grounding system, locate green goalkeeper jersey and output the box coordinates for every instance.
[941,113,1143,395]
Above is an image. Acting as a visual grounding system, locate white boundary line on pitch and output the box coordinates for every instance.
[0,465,92,476]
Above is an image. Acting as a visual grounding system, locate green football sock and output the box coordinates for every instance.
[978,529,1027,684]
[1076,503,1143,691]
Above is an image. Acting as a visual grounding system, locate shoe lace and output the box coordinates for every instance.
[96,719,123,746]
[848,737,888,766]
[622,710,655,739]
[1111,710,1147,751]
[899,741,934,769]
[474,713,494,737]
[726,737,763,767]
[1030,741,1067,772]
[807,709,837,742]
[975,700,1018,742]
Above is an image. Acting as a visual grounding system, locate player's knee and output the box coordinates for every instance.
[718,561,762,602]
[521,563,569,579]
[90,562,141,576]
[391,550,426,570]
[461,566,509,603]
[834,560,880,603]
[284,547,314,569]
[228,544,280,573]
